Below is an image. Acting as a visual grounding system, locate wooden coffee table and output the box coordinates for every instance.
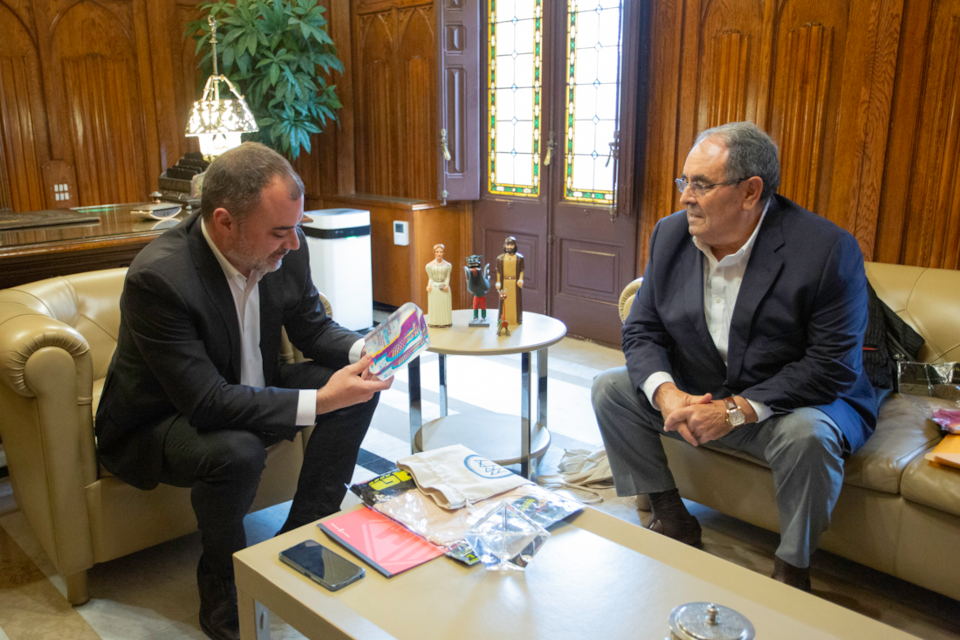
[233,505,917,639]
[408,309,567,477]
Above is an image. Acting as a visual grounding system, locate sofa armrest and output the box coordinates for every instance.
[0,304,90,394]
[618,277,643,323]
[0,303,96,577]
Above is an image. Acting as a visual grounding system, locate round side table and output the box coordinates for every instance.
[408,309,566,477]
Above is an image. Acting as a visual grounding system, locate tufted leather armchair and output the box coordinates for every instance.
[0,268,326,605]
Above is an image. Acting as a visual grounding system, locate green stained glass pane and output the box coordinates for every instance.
[487,0,542,198]
[563,1,623,203]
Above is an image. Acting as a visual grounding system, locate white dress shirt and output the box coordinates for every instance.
[642,200,773,422]
[201,219,327,426]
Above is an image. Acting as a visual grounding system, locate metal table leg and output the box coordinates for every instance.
[408,356,422,454]
[520,351,531,477]
[438,353,448,417]
[537,347,548,430]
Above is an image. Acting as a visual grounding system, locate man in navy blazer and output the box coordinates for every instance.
[592,122,878,591]
[96,142,391,639]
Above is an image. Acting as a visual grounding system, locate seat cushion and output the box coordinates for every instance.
[681,394,943,495]
[900,445,960,517]
[842,394,945,494]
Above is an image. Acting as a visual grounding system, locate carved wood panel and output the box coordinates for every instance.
[397,5,437,200]
[0,0,200,211]
[353,1,436,200]
[0,2,47,211]
[51,2,152,204]
[879,0,960,269]
[639,0,902,270]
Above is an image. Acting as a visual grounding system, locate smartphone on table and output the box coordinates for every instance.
[279,540,365,591]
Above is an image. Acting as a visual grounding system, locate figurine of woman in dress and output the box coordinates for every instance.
[425,243,453,327]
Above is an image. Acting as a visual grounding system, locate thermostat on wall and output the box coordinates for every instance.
[393,220,409,246]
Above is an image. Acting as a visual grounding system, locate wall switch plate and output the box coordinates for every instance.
[393,220,409,246]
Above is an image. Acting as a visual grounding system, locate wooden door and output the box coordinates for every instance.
[473,0,638,344]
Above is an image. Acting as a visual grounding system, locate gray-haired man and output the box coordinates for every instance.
[592,122,878,590]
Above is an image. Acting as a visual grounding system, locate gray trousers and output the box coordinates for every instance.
[591,366,847,567]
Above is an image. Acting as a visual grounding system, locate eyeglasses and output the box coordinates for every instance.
[674,176,745,197]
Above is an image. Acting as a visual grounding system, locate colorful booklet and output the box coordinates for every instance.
[363,302,429,379]
[318,506,445,577]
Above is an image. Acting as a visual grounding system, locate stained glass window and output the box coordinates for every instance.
[487,0,543,197]
[563,0,623,203]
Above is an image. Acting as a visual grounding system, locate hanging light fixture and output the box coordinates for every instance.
[185,15,258,160]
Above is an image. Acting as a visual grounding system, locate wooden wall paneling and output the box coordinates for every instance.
[768,0,844,214]
[46,0,154,205]
[330,0,356,197]
[396,4,436,200]
[636,0,685,272]
[131,0,163,187]
[354,7,399,196]
[898,0,960,269]
[143,0,201,173]
[352,1,436,201]
[0,1,48,211]
[176,1,203,161]
[639,0,904,270]
[817,0,902,255]
[297,0,353,200]
[874,0,932,265]
[694,0,769,136]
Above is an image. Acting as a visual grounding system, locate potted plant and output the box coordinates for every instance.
[188,0,343,160]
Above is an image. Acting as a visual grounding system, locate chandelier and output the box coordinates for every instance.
[185,16,258,159]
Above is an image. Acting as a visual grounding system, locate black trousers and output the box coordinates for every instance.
[158,362,379,577]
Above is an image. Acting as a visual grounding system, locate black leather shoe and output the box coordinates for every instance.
[771,556,811,591]
[646,515,703,548]
[197,559,240,640]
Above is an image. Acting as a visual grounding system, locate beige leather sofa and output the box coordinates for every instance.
[0,268,324,605]
[618,261,960,601]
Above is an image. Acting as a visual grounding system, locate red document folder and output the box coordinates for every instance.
[318,507,445,577]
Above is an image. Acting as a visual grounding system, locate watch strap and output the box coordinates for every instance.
[724,396,744,427]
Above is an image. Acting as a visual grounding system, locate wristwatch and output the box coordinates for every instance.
[724,397,745,428]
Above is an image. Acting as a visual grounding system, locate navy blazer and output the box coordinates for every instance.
[95,212,360,489]
[623,195,878,451]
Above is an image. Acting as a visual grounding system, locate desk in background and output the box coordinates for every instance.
[0,204,184,289]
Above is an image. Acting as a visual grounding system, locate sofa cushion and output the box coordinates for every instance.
[692,394,943,495]
[843,394,945,494]
[900,448,960,517]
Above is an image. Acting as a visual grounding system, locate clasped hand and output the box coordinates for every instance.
[655,383,731,447]
[315,355,393,414]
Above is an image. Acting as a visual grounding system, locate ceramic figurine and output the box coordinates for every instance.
[425,243,453,327]
[464,254,491,327]
[495,235,524,326]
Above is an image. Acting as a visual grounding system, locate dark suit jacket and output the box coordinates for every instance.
[95,212,361,489]
[623,195,878,451]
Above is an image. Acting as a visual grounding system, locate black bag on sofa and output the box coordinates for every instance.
[863,282,925,391]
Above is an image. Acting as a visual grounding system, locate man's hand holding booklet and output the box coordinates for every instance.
[364,302,430,379]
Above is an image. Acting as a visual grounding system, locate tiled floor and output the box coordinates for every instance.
[0,336,958,639]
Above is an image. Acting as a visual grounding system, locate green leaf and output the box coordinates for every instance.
[191,0,342,159]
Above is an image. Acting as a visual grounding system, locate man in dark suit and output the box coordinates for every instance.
[95,142,391,640]
[592,122,878,591]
